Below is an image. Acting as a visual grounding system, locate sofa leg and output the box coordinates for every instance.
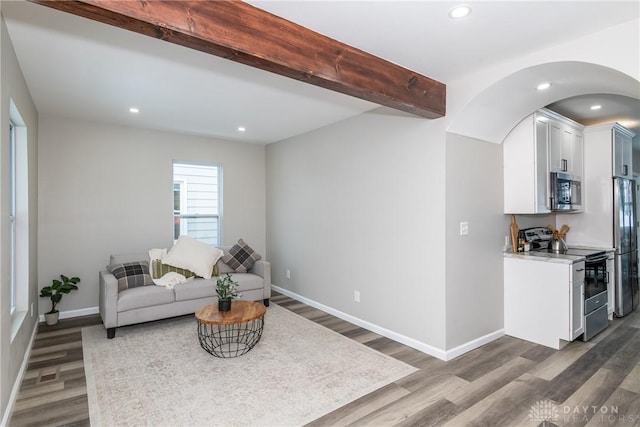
[107,328,116,339]
[263,298,270,307]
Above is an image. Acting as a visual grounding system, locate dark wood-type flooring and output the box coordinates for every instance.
[9,292,640,426]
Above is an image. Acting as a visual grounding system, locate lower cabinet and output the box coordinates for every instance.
[571,274,585,339]
[505,257,585,349]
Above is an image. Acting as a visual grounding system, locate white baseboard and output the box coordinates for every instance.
[1,320,38,427]
[273,285,449,360]
[444,328,506,361]
[38,306,99,323]
[272,285,504,361]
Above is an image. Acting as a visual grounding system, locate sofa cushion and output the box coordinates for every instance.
[173,274,263,302]
[233,273,264,292]
[163,235,223,279]
[173,278,216,302]
[117,285,174,312]
[221,239,261,273]
[216,259,235,275]
[107,261,153,291]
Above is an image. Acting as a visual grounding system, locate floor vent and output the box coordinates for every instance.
[37,366,60,383]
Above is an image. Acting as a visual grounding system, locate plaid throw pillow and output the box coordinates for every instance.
[221,239,261,273]
[107,261,153,291]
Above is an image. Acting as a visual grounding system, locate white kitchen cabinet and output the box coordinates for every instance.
[503,112,550,214]
[571,263,585,339]
[504,257,585,349]
[504,108,584,214]
[613,125,633,178]
[572,132,584,179]
[548,116,584,177]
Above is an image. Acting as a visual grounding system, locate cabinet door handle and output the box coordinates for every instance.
[623,165,628,176]
[576,268,585,272]
[562,159,568,172]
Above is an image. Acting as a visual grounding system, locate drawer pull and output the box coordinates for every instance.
[576,268,585,272]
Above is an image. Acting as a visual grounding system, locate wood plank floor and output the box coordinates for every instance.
[8,293,640,426]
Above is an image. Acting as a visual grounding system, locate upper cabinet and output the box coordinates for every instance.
[584,123,635,179]
[503,111,550,214]
[613,126,633,178]
[549,117,584,178]
[504,108,584,214]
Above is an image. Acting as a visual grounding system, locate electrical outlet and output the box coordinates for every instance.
[460,221,469,236]
[286,269,291,280]
[354,290,360,303]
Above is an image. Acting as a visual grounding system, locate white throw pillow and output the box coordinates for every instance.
[163,236,223,279]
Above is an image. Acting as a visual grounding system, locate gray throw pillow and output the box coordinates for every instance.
[221,239,261,273]
[108,261,153,291]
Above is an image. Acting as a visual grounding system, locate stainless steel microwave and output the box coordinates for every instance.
[550,172,582,211]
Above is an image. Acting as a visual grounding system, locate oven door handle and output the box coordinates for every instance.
[586,255,609,263]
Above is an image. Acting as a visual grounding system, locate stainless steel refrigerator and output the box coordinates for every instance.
[614,177,639,316]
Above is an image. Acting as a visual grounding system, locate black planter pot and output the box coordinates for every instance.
[218,299,232,312]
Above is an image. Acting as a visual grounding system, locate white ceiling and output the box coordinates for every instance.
[2,0,639,144]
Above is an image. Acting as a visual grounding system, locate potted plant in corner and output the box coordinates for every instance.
[216,273,240,312]
[40,274,80,325]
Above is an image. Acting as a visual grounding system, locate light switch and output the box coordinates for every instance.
[460,221,469,236]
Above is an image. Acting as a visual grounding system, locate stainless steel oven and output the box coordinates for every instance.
[583,251,609,341]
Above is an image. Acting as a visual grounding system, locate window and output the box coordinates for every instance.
[9,100,29,338]
[9,121,16,315]
[172,162,221,246]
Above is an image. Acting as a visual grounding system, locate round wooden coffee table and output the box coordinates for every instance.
[195,300,267,358]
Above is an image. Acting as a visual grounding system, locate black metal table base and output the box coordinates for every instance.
[197,317,264,357]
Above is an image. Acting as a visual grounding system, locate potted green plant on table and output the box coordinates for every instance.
[39,275,80,325]
[216,273,240,312]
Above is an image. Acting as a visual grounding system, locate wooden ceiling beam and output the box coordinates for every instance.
[29,0,446,119]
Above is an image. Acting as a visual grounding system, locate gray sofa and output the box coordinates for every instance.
[99,251,271,338]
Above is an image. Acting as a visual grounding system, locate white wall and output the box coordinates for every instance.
[0,13,39,424]
[267,109,447,351]
[444,133,505,349]
[37,114,266,315]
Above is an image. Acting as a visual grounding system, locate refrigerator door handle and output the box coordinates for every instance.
[613,177,622,252]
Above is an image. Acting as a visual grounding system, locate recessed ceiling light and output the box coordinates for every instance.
[536,82,551,91]
[448,5,471,19]
[590,105,602,110]
[237,126,246,132]
[129,107,140,114]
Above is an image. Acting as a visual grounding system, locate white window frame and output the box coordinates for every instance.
[9,100,30,340]
[9,120,16,316]
[173,180,188,239]
[172,161,222,246]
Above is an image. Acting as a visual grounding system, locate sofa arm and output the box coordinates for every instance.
[250,260,271,300]
[99,270,119,329]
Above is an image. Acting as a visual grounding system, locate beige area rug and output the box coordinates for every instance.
[82,304,417,426]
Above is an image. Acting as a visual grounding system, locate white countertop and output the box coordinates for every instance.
[503,245,614,264]
[503,251,582,264]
